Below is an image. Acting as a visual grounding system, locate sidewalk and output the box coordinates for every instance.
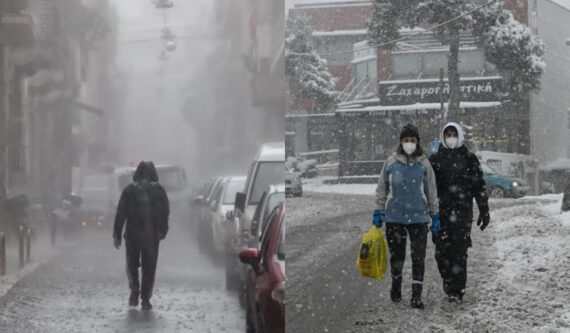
[0,230,72,298]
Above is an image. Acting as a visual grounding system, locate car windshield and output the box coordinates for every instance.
[249,162,284,205]
[157,168,185,192]
[481,163,498,175]
[223,179,245,204]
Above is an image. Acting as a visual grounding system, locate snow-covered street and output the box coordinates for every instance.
[0,227,244,333]
[286,190,570,332]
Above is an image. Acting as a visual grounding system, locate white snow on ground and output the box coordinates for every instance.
[303,177,377,195]
[299,179,570,331]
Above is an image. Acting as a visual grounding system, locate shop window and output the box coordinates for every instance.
[459,50,484,75]
[423,52,448,77]
[392,53,422,78]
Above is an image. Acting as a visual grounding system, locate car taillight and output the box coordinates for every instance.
[81,221,87,227]
[271,281,285,305]
[97,221,102,226]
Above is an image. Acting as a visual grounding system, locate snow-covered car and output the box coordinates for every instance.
[285,169,302,197]
[239,201,285,333]
[481,162,529,198]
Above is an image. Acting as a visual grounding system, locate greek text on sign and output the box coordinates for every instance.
[379,76,502,106]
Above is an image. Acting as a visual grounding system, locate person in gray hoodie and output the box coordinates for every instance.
[374,123,440,309]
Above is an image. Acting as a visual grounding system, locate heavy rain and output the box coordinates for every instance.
[0,0,284,332]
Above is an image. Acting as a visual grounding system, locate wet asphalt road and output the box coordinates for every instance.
[0,224,244,333]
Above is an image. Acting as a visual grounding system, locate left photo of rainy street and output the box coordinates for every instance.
[0,1,284,332]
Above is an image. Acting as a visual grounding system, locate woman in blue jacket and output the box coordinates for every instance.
[374,124,440,309]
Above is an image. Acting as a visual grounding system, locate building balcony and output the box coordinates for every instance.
[2,12,38,48]
[2,0,29,13]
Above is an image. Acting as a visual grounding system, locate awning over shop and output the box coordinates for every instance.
[337,101,501,113]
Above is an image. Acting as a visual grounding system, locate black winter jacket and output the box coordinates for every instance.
[113,181,169,241]
[428,145,489,220]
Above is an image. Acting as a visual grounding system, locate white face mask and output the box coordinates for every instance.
[445,137,458,149]
[402,142,417,155]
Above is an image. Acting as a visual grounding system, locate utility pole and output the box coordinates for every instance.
[0,0,6,205]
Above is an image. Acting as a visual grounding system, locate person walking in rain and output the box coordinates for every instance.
[113,161,169,310]
[428,122,490,303]
[374,124,440,309]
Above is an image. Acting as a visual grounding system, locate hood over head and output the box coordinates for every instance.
[440,122,465,149]
[133,161,159,183]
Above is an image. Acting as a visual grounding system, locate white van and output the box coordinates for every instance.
[234,142,285,242]
[106,164,189,224]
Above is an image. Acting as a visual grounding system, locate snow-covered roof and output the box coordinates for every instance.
[312,29,367,37]
[285,113,335,118]
[379,76,502,85]
[351,54,376,64]
[540,158,570,171]
[337,101,501,113]
[550,0,570,11]
[293,0,372,9]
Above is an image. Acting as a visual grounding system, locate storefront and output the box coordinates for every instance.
[336,75,530,180]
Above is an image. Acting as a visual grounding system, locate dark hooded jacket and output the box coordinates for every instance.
[113,161,170,241]
[428,123,488,220]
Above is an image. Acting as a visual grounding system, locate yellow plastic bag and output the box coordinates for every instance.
[356,226,388,280]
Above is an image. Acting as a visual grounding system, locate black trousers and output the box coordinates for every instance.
[385,223,428,285]
[125,235,160,301]
[432,210,472,297]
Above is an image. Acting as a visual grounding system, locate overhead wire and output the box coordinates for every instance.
[285,0,497,57]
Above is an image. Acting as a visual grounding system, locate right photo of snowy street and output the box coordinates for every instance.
[284,0,570,332]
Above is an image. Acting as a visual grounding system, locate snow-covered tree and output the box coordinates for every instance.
[286,15,337,112]
[368,0,545,118]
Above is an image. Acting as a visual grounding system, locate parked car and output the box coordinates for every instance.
[197,177,224,252]
[285,168,302,197]
[239,201,285,333]
[233,142,285,249]
[481,162,529,198]
[226,184,284,291]
[210,176,246,254]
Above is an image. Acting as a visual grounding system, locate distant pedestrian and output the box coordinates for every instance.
[374,123,440,309]
[428,122,490,303]
[113,161,169,310]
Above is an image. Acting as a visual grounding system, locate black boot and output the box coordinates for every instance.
[129,290,139,307]
[141,299,152,311]
[448,292,463,303]
[410,284,424,309]
[390,277,402,302]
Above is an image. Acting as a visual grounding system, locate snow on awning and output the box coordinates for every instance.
[337,101,501,113]
[312,29,367,37]
[351,54,376,64]
[285,113,335,118]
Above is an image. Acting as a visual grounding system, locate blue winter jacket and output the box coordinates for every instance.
[376,153,439,224]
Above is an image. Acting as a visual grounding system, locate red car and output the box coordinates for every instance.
[239,201,285,333]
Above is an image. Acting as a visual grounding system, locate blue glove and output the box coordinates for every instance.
[372,209,384,228]
[431,213,441,235]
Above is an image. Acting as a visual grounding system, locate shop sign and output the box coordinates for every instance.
[379,77,502,105]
